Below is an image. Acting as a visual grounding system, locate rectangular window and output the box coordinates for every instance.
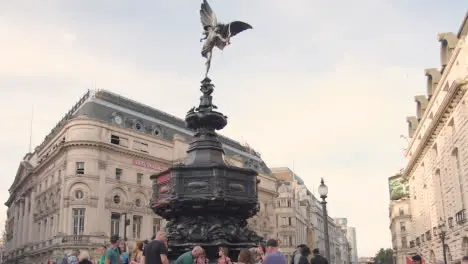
[137,173,143,185]
[153,218,161,235]
[400,221,406,232]
[288,217,292,226]
[402,236,407,248]
[111,135,128,148]
[111,213,121,236]
[133,140,149,153]
[280,217,288,226]
[72,208,85,235]
[76,162,85,175]
[288,236,293,247]
[111,135,120,145]
[115,168,122,180]
[110,134,129,147]
[287,200,291,207]
[133,215,142,239]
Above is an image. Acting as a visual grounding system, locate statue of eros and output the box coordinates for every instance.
[199,0,253,78]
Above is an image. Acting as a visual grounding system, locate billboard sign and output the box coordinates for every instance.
[388,174,409,200]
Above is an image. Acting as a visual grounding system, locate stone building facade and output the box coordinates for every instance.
[347,226,358,264]
[271,168,355,264]
[389,197,414,264]
[2,90,275,264]
[271,167,310,261]
[401,12,468,264]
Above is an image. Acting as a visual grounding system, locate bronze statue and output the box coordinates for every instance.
[199,0,253,78]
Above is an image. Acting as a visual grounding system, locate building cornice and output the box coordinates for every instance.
[405,42,463,155]
[403,77,468,179]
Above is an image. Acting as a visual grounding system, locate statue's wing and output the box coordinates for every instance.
[227,21,253,38]
[200,0,217,28]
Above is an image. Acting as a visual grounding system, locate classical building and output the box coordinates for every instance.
[401,12,468,264]
[271,167,310,261]
[389,194,414,264]
[335,218,355,264]
[271,168,354,264]
[3,90,275,264]
[347,226,359,264]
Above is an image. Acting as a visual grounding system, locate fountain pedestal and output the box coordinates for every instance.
[151,78,262,261]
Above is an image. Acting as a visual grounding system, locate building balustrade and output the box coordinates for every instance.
[456,209,466,225]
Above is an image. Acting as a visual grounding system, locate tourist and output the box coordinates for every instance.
[310,249,328,264]
[411,255,422,264]
[257,244,266,263]
[175,246,203,264]
[218,247,232,264]
[66,250,80,264]
[97,245,107,264]
[292,245,310,264]
[106,235,122,264]
[291,244,305,264]
[121,243,131,264]
[238,249,255,264]
[263,239,286,264]
[142,231,169,264]
[194,248,209,264]
[78,250,92,264]
[249,248,261,264]
[130,241,144,264]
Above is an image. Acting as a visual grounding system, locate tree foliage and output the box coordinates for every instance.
[374,248,394,264]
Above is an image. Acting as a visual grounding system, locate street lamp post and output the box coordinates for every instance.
[438,219,448,264]
[318,178,331,262]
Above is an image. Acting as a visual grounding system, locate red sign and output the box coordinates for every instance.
[132,159,166,171]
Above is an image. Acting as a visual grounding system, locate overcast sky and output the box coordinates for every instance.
[0,0,466,257]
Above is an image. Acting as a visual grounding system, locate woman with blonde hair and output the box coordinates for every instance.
[130,241,144,264]
[78,250,92,264]
[218,247,232,264]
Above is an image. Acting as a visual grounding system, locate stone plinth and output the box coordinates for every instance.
[150,78,262,261]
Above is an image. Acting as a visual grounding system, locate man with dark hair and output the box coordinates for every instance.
[311,249,328,264]
[142,231,169,264]
[106,235,121,264]
[291,245,308,264]
[412,255,422,264]
[263,239,287,264]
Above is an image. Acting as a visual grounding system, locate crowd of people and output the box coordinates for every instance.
[56,231,329,264]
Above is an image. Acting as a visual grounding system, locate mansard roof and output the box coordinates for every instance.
[32,89,272,175]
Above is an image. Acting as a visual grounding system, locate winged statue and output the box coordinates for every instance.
[199,0,253,78]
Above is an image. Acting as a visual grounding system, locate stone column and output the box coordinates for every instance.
[23,196,29,245]
[18,201,24,247]
[28,190,36,243]
[13,203,18,248]
[97,160,107,235]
